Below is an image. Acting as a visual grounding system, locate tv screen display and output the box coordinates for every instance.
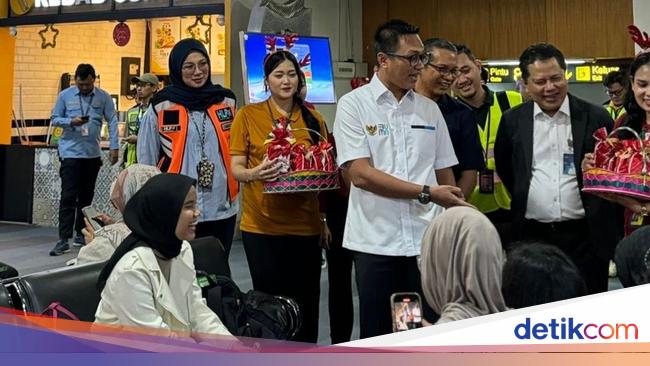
[240,32,337,104]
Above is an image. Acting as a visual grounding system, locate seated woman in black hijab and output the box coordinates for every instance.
[95,173,232,343]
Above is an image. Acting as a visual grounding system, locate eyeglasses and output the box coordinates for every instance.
[427,64,461,77]
[181,60,209,73]
[606,88,625,97]
[384,52,431,67]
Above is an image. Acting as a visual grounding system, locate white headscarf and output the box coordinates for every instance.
[421,207,507,324]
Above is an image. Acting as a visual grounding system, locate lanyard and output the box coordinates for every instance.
[481,109,491,164]
[192,112,209,159]
[78,93,94,117]
[266,100,298,128]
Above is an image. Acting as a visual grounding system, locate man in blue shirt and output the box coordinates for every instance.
[415,38,485,199]
[49,64,119,256]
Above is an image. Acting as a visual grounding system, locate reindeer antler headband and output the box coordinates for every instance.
[263,34,311,68]
[628,25,650,53]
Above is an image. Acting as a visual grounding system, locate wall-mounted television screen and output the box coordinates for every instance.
[239,31,336,104]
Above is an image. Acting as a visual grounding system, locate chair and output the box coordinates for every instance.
[189,236,231,277]
[0,284,13,310]
[10,261,105,321]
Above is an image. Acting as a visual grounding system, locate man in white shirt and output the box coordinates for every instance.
[333,19,470,338]
[494,43,619,294]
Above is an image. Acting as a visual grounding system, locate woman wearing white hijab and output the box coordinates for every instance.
[421,207,507,324]
[73,164,161,265]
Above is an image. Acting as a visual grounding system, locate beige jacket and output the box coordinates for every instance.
[94,241,232,343]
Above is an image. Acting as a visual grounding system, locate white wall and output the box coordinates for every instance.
[633,0,650,54]
[307,0,363,129]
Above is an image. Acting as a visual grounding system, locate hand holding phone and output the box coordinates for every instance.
[390,292,423,332]
[82,206,105,231]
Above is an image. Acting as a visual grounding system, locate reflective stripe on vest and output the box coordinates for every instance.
[606,105,625,122]
[156,101,239,202]
[469,90,523,213]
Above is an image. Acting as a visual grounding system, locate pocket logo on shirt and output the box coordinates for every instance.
[366,124,389,136]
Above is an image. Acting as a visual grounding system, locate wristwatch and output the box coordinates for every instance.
[417,185,431,204]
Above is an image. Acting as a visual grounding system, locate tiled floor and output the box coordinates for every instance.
[0,222,361,344]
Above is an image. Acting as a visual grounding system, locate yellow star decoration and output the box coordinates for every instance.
[39,24,59,49]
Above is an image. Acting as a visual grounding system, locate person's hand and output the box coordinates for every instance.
[581,153,595,171]
[319,220,332,249]
[608,194,649,215]
[251,156,283,182]
[125,135,138,144]
[82,218,95,244]
[97,213,115,225]
[109,149,119,165]
[429,185,475,209]
[70,116,87,127]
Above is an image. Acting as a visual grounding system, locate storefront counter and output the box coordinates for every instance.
[0,145,121,226]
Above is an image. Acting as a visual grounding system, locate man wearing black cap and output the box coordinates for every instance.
[124,73,159,167]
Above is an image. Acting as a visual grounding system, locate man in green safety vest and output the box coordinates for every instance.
[452,44,523,247]
[124,73,159,168]
[602,70,627,123]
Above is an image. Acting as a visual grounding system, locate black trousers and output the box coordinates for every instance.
[521,218,609,294]
[352,251,437,339]
[325,195,353,344]
[242,231,321,343]
[58,157,102,240]
[195,215,237,260]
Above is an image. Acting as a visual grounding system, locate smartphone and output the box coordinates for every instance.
[390,292,423,332]
[82,205,104,231]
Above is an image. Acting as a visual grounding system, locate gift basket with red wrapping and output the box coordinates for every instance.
[262,118,339,194]
[582,126,650,199]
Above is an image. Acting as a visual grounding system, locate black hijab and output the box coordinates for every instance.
[614,226,650,288]
[151,38,236,111]
[97,173,196,292]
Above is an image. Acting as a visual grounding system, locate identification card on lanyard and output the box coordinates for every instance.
[479,110,494,193]
[79,93,94,137]
[563,138,575,176]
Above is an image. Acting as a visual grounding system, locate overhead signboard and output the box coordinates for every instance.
[3,0,225,26]
[486,62,627,84]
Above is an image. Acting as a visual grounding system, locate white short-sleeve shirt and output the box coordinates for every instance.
[333,75,458,257]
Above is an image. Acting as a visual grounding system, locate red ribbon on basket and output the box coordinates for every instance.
[592,127,648,174]
[266,123,337,174]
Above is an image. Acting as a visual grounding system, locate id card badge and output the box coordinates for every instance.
[479,169,494,193]
[631,213,645,227]
[80,125,89,137]
[197,158,215,188]
[563,153,576,175]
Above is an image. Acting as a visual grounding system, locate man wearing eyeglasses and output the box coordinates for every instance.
[415,38,484,199]
[494,43,619,294]
[602,70,627,122]
[452,44,523,248]
[334,19,471,338]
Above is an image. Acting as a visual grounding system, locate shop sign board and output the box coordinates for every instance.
[486,62,625,84]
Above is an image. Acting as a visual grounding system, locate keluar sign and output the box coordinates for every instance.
[486,62,626,84]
